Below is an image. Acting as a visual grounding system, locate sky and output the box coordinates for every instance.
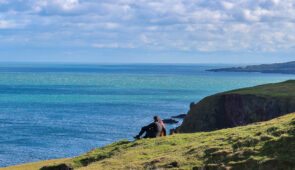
[0,0,295,64]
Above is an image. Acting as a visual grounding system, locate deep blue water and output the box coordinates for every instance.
[0,64,294,167]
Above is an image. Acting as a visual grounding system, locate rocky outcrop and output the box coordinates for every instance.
[176,93,295,133]
[163,119,179,124]
[40,164,73,170]
[171,114,186,119]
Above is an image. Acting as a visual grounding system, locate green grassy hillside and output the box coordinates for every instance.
[226,80,295,97]
[3,113,295,170]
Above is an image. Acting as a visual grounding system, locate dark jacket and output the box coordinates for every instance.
[143,122,163,138]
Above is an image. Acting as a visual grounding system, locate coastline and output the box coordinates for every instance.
[3,80,295,169]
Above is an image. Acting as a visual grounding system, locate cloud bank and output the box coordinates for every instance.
[0,0,295,61]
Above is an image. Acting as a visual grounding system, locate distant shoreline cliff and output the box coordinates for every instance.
[207,61,295,74]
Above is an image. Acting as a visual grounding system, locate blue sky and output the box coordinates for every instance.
[0,0,295,64]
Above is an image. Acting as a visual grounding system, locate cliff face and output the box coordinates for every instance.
[177,81,295,133]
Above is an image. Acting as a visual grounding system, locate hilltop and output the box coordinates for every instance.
[3,113,295,170]
[176,80,295,133]
[208,61,295,74]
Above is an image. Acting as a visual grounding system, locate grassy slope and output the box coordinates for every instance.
[225,80,295,98]
[3,113,295,170]
[1,159,70,170]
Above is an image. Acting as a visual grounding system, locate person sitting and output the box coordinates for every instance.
[134,116,166,139]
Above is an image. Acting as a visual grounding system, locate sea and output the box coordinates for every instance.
[0,63,294,167]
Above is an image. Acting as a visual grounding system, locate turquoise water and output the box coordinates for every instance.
[0,64,294,167]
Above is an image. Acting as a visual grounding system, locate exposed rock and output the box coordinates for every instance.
[171,114,186,119]
[40,164,73,170]
[162,119,179,124]
[169,128,176,135]
[168,161,179,168]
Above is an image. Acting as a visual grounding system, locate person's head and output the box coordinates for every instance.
[154,116,159,122]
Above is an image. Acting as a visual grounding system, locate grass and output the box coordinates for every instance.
[3,113,295,170]
[1,158,70,170]
[225,80,295,98]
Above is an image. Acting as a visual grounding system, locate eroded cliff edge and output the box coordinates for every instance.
[176,80,295,133]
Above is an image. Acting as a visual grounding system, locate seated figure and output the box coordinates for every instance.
[134,116,166,139]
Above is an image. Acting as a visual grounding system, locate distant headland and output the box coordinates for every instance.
[207,61,295,74]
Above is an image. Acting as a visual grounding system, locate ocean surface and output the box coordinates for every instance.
[0,63,294,167]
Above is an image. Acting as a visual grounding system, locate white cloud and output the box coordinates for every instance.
[272,0,280,5]
[146,26,158,31]
[221,1,234,10]
[93,43,119,48]
[92,43,135,48]
[56,0,79,10]
[1,0,295,53]
[243,9,260,22]
[31,0,80,12]
[0,19,28,29]
[231,24,250,33]
[104,22,120,29]
[0,20,17,29]
[140,34,152,44]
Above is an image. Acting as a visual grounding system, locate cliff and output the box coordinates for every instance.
[3,113,295,169]
[176,80,295,133]
[207,61,295,74]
